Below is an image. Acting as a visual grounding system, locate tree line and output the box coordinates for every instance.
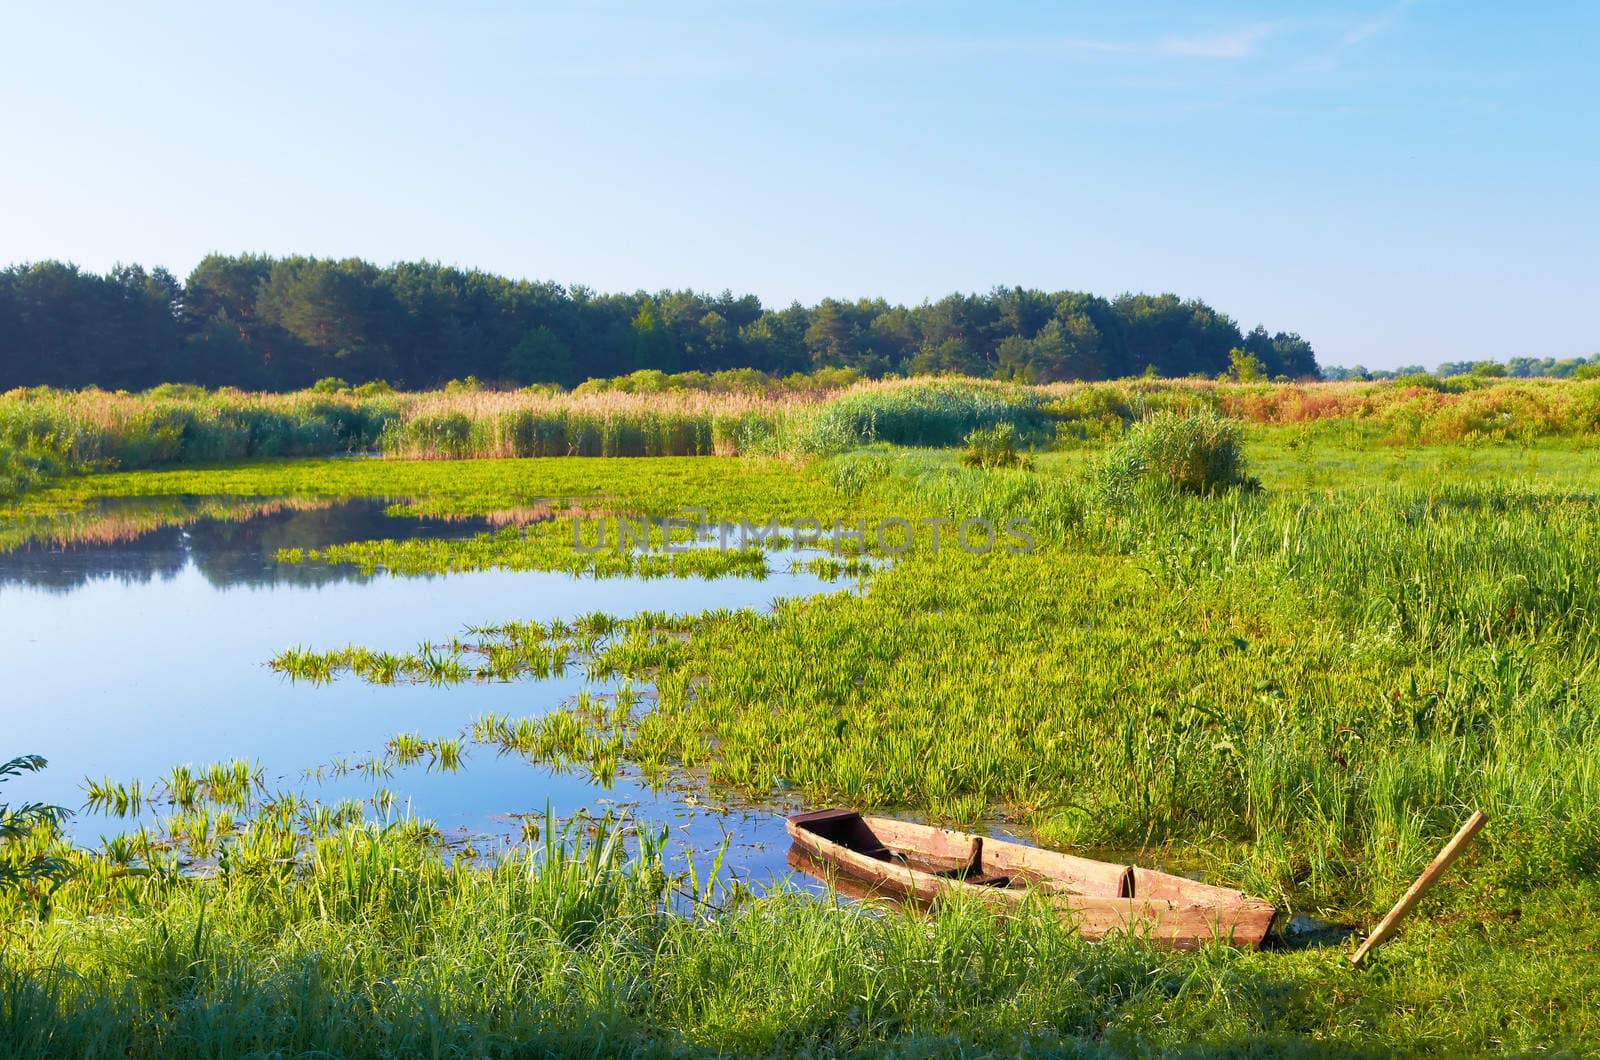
[1323,356,1600,381]
[0,256,1319,391]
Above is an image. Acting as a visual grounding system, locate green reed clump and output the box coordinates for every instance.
[0,388,397,476]
[84,760,264,819]
[1095,409,1257,500]
[0,437,73,499]
[791,554,877,580]
[373,395,768,459]
[960,421,1032,469]
[785,379,1054,454]
[382,733,465,772]
[83,776,147,817]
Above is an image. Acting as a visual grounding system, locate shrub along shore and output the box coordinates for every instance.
[5,372,1600,498]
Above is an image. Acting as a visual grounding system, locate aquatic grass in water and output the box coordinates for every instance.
[248,451,1600,919]
[84,761,265,819]
[277,517,774,579]
[270,611,707,686]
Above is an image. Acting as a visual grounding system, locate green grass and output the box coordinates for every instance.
[5,800,1598,1056]
[5,426,1600,1053]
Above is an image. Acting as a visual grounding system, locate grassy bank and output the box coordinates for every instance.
[8,804,1596,1056]
[5,422,1600,1053]
[7,819,1600,1055]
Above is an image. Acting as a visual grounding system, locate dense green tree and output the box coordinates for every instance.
[804,299,861,368]
[0,261,183,389]
[739,308,809,375]
[1229,347,1268,381]
[504,326,577,386]
[0,255,1321,389]
[1243,325,1318,379]
[910,336,986,376]
[630,299,677,373]
[1114,293,1242,378]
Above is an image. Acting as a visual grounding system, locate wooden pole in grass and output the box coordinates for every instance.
[1350,810,1488,968]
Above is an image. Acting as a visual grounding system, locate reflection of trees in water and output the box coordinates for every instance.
[409,504,566,528]
[0,496,499,593]
[2,496,329,552]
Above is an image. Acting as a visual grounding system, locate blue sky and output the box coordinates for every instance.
[1,1,1595,368]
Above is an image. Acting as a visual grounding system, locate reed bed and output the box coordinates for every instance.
[378,388,790,458]
[7,375,1598,500]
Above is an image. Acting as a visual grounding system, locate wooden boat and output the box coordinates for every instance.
[787,808,1277,949]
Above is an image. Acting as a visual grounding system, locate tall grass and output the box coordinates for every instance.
[7,786,1595,1056]
[0,805,1265,1055]
[781,378,1056,453]
[377,389,786,458]
[5,376,1600,499]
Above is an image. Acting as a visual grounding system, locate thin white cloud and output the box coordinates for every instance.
[1047,23,1279,60]
[1296,0,1415,72]
[1342,0,1415,47]
[806,29,1281,64]
[1155,24,1277,60]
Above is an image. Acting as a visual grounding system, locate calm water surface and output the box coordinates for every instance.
[0,496,853,888]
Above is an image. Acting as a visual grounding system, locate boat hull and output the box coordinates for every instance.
[787,809,1275,949]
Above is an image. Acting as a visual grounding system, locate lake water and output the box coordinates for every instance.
[0,496,855,889]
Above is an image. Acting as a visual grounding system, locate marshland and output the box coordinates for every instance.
[1,373,1598,1053]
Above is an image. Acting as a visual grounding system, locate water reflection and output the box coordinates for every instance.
[0,495,528,592]
[0,495,855,888]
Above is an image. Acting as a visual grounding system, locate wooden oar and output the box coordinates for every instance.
[1350,810,1487,968]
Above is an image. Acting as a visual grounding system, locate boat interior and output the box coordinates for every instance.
[792,809,1135,897]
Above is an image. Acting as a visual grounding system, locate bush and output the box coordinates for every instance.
[143,383,209,400]
[1094,410,1257,500]
[961,422,1031,469]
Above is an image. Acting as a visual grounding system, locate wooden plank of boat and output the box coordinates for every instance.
[787,808,1277,949]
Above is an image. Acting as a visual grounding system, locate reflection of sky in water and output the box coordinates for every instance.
[0,497,854,890]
